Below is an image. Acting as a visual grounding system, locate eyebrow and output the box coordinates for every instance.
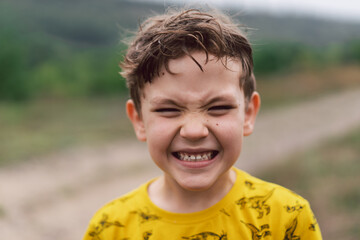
[206,95,236,103]
[149,97,182,107]
[149,95,237,108]
[201,95,238,108]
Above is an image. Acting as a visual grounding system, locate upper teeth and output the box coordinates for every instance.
[178,152,213,162]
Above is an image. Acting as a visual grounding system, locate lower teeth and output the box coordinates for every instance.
[177,152,215,162]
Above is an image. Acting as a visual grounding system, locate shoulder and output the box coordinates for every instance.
[86,183,146,228]
[234,168,311,214]
[233,169,322,238]
[99,188,140,213]
[237,168,307,200]
[83,180,162,239]
[83,183,150,239]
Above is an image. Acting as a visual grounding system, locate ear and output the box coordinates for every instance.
[243,92,261,136]
[126,99,147,141]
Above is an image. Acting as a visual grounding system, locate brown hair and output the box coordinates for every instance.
[121,8,255,113]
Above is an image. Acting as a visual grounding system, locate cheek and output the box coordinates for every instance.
[218,124,243,144]
[211,116,244,150]
[213,114,244,136]
[147,117,178,133]
[145,118,178,149]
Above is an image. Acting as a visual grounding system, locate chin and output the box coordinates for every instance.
[176,177,215,192]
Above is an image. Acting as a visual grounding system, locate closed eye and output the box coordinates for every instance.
[208,105,234,115]
[154,108,181,117]
[155,108,180,112]
[208,105,233,111]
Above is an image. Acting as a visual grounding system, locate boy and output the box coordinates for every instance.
[83,8,322,239]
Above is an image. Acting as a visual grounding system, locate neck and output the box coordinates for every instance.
[148,169,236,213]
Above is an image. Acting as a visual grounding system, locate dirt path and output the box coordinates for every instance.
[1,88,360,240]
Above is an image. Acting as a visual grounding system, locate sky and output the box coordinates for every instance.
[153,0,360,23]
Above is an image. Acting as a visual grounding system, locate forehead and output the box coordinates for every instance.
[164,52,242,77]
[141,52,243,103]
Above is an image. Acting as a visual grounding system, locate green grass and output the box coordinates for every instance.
[0,97,135,166]
[259,127,360,240]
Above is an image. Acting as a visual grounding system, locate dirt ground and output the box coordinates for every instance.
[1,88,360,240]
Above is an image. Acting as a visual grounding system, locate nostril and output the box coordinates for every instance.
[180,118,209,137]
[180,124,209,139]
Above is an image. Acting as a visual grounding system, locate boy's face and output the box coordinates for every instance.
[127,52,260,192]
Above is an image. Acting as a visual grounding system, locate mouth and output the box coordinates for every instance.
[172,151,219,162]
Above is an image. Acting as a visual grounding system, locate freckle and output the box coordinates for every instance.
[216,123,219,126]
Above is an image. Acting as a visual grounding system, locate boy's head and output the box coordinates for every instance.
[121,8,256,114]
[123,8,260,192]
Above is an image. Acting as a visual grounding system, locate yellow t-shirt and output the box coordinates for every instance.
[83,168,322,239]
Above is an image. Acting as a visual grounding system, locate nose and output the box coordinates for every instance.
[180,115,209,141]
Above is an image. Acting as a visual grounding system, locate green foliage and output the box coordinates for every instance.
[28,48,127,99]
[253,42,304,74]
[1,0,360,102]
[0,0,130,102]
[0,17,128,101]
[342,39,360,63]
[0,27,31,101]
[253,41,360,76]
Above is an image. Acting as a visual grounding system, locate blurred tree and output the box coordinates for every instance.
[0,29,31,101]
[253,42,304,75]
[342,39,360,63]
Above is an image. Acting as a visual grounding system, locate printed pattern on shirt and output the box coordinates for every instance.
[130,208,161,223]
[245,180,256,190]
[182,231,227,240]
[84,171,321,240]
[235,189,275,219]
[88,214,124,240]
[284,218,300,240]
[143,231,152,240]
[309,215,319,231]
[241,221,272,240]
[284,202,305,213]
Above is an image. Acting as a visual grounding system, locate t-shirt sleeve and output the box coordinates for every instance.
[291,200,322,240]
[82,206,124,240]
[82,211,109,240]
[82,216,97,240]
[82,212,100,240]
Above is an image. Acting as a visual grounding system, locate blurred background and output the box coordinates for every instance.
[0,0,359,239]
